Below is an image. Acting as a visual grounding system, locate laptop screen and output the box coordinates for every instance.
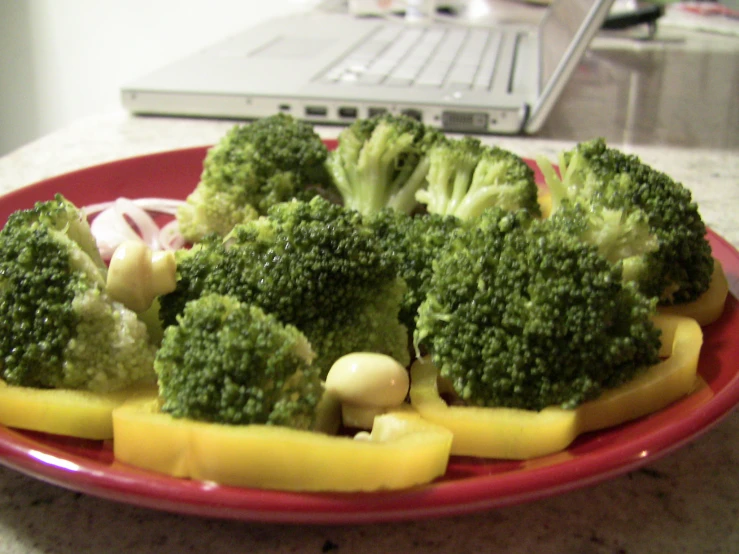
[539,0,602,89]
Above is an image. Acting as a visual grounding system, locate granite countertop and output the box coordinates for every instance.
[0,111,737,554]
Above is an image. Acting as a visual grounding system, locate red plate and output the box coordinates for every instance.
[0,145,737,524]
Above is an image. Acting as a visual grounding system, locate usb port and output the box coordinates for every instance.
[368,107,388,118]
[338,106,358,119]
[305,106,327,117]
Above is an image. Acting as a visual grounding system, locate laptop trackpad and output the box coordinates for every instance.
[251,37,334,60]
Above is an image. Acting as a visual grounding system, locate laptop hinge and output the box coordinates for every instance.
[517,103,531,134]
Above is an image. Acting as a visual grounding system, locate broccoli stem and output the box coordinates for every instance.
[386,156,431,213]
[358,125,416,213]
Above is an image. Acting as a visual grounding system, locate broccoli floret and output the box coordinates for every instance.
[160,197,409,375]
[327,113,444,216]
[414,207,661,411]
[155,294,321,428]
[538,138,713,304]
[176,114,335,242]
[415,136,541,219]
[0,195,157,392]
[367,209,462,334]
[157,235,226,329]
[547,203,658,285]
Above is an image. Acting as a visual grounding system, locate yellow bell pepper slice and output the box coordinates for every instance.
[537,190,553,219]
[112,398,453,492]
[409,314,702,460]
[0,380,157,440]
[658,258,728,327]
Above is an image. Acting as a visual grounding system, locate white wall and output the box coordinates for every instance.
[0,0,320,156]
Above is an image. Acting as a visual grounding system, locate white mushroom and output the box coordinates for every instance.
[325,353,410,430]
[106,240,177,313]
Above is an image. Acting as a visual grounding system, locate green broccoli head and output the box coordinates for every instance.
[367,208,462,334]
[327,113,444,215]
[538,138,713,304]
[0,195,157,392]
[416,136,541,219]
[155,294,321,428]
[156,235,227,329]
[548,203,659,285]
[160,197,409,375]
[176,114,335,242]
[414,207,661,411]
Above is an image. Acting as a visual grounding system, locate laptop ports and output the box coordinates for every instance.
[368,107,388,118]
[338,106,358,119]
[441,111,489,132]
[305,106,328,117]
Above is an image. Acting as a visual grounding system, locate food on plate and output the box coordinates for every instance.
[414,207,662,411]
[0,195,158,393]
[0,380,155,439]
[324,352,410,429]
[537,189,553,219]
[416,135,541,219]
[537,138,714,306]
[85,197,186,261]
[106,240,177,314]
[155,293,322,429]
[112,397,452,492]
[366,209,463,333]
[119,291,450,492]
[410,314,702,459]
[0,115,730,493]
[326,112,444,216]
[176,113,336,243]
[159,196,410,378]
[657,259,729,326]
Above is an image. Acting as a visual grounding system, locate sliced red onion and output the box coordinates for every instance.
[83,197,185,217]
[159,219,186,251]
[84,197,188,261]
[114,198,161,250]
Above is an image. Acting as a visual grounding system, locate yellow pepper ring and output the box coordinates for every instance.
[0,381,157,440]
[658,259,728,327]
[537,190,553,219]
[112,400,453,492]
[409,314,703,460]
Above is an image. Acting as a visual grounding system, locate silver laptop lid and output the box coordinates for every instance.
[525,0,614,133]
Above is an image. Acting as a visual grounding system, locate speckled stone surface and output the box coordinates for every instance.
[0,110,737,554]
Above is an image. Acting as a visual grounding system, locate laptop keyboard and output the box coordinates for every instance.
[318,25,504,90]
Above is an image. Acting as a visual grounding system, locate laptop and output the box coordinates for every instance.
[121,0,614,135]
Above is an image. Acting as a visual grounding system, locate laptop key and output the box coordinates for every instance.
[359,73,385,85]
[472,31,502,90]
[415,66,449,87]
[385,77,413,87]
[447,64,478,88]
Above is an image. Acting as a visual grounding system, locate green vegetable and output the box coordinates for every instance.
[176,114,335,242]
[537,138,713,305]
[367,208,462,334]
[415,136,541,219]
[414,207,661,411]
[327,113,444,216]
[155,294,321,428]
[160,197,409,376]
[0,195,157,392]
